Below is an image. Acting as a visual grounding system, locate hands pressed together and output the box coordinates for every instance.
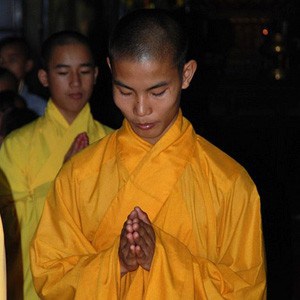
[64,132,89,163]
[119,207,156,276]
[65,136,156,276]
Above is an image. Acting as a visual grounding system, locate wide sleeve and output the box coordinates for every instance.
[142,172,266,299]
[0,135,29,199]
[0,137,26,300]
[30,163,121,300]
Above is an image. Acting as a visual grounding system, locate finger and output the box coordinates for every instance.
[126,223,134,233]
[119,230,134,257]
[133,220,155,245]
[135,245,144,258]
[132,228,155,255]
[74,132,89,151]
[76,131,88,141]
[127,209,138,221]
[129,244,136,254]
[132,217,139,224]
[127,218,139,227]
[126,232,135,245]
[65,133,88,162]
[134,207,151,225]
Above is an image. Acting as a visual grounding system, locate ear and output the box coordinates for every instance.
[93,66,99,84]
[25,59,34,73]
[181,59,197,90]
[106,57,112,71]
[38,69,49,87]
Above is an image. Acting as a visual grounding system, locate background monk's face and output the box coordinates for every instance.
[38,43,98,124]
[110,56,194,144]
[0,44,29,80]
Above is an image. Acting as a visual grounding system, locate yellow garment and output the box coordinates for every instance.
[31,111,266,299]
[0,99,113,300]
[0,215,6,300]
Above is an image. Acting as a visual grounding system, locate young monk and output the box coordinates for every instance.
[0,30,113,300]
[30,9,266,299]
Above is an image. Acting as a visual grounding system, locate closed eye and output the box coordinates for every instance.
[115,86,132,96]
[119,90,132,96]
[152,90,166,97]
[80,68,93,74]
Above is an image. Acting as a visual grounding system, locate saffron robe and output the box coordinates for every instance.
[0,215,6,300]
[0,99,113,300]
[31,111,266,299]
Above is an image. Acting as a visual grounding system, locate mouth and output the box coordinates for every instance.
[136,122,155,130]
[69,92,83,100]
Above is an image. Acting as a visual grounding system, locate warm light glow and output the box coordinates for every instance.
[275,46,281,53]
[274,69,282,80]
[262,28,269,36]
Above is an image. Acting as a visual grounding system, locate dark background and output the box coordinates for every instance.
[1,1,299,299]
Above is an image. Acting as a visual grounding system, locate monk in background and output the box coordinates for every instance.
[31,9,266,299]
[0,30,113,299]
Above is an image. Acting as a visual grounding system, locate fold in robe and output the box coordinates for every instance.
[0,99,113,300]
[31,110,266,299]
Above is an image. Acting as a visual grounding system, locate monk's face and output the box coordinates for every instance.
[38,43,98,124]
[109,56,196,144]
[0,44,30,81]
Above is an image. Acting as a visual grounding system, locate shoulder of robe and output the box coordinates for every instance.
[1,116,43,149]
[94,121,115,135]
[194,134,252,185]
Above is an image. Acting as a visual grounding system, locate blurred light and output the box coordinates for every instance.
[275,46,282,53]
[274,69,283,80]
[262,28,269,36]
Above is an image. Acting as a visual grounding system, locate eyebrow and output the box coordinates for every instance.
[113,79,168,91]
[54,62,94,69]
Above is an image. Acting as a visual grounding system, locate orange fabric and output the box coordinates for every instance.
[31,111,266,299]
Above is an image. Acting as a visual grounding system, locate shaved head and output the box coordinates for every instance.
[108,9,188,74]
[40,30,95,71]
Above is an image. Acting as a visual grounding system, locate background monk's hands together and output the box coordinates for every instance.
[64,132,89,163]
[119,207,155,276]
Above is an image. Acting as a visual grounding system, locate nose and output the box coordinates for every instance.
[134,96,151,117]
[70,71,81,87]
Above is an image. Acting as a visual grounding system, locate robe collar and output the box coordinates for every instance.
[116,109,197,177]
[44,99,91,129]
[92,109,198,249]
